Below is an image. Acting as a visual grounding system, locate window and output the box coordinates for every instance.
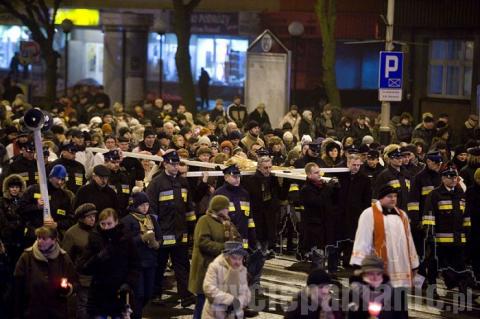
[0,26,30,69]
[428,40,473,99]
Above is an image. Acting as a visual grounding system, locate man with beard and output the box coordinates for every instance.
[74,164,119,214]
[48,142,85,194]
[18,164,74,244]
[62,203,97,319]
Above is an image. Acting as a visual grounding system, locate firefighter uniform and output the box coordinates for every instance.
[422,166,471,290]
[146,150,195,303]
[213,166,256,250]
[48,143,86,194]
[7,142,39,188]
[374,147,411,211]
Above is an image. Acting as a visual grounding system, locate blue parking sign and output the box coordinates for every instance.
[378,51,404,101]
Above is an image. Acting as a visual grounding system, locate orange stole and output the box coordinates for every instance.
[372,203,413,283]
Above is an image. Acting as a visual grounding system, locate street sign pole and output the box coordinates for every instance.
[379,0,395,145]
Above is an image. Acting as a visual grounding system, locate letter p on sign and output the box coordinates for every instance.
[385,56,398,78]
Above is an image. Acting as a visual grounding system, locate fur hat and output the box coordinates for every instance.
[208,195,230,212]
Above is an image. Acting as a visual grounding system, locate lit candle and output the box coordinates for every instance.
[60,278,68,289]
[368,302,382,318]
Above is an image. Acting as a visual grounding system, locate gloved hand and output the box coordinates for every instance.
[141,231,155,243]
[148,239,160,250]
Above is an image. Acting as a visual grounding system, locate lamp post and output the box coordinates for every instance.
[61,18,74,97]
[155,21,167,99]
[288,21,304,105]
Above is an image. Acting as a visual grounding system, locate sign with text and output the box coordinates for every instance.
[378,51,403,101]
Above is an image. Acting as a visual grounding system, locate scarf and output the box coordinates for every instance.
[372,203,413,284]
[32,240,63,262]
[131,212,155,234]
[207,210,240,240]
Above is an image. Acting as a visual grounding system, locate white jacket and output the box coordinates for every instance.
[202,254,251,319]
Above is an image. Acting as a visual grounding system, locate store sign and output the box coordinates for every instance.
[190,12,239,35]
[19,41,41,65]
[54,9,100,26]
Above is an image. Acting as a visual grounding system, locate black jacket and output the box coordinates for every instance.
[48,157,86,194]
[121,213,161,268]
[121,157,145,189]
[146,171,195,246]
[74,181,119,214]
[78,224,140,317]
[374,166,411,212]
[284,287,343,319]
[242,170,284,217]
[6,156,38,188]
[337,172,372,240]
[407,167,441,228]
[108,168,132,217]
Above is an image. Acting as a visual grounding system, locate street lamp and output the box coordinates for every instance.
[155,21,167,99]
[61,18,74,97]
[288,21,304,105]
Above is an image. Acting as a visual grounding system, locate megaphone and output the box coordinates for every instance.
[23,108,53,132]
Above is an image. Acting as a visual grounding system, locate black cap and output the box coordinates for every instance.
[345,145,360,154]
[377,185,398,199]
[454,145,467,155]
[467,146,480,156]
[245,120,260,131]
[400,144,416,154]
[440,163,458,177]
[228,130,242,140]
[256,148,270,157]
[308,142,321,153]
[162,150,180,163]
[223,165,241,175]
[367,150,380,159]
[93,165,111,177]
[307,269,333,286]
[157,131,170,139]
[386,147,403,158]
[23,141,35,152]
[103,149,120,161]
[425,150,443,163]
[144,128,156,139]
[358,144,370,154]
[117,136,130,143]
[70,129,83,138]
[60,142,78,153]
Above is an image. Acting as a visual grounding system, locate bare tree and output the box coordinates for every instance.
[315,0,341,108]
[172,0,201,112]
[0,0,62,104]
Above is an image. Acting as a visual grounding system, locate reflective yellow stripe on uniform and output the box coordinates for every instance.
[289,184,299,192]
[34,193,51,200]
[460,200,465,212]
[121,185,130,194]
[228,202,235,212]
[57,209,66,216]
[422,215,436,226]
[240,201,250,217]
[407,202,420,211]
[181,188,188,202]
[162,235,176,246]
[388,180,400,188]
[242,239,249,249]
[435,233,466,243]
[159,190,174,201]
[185,211,196,221]
[405,179,410,190]
[421,186,434,196]
[181,233,188,243]
[463,217,471,227]
[294,206,304,211]
[438,200,453,210]
[248,218,255,228]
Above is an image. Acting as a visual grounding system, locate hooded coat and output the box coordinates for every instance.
[0,174,26,255]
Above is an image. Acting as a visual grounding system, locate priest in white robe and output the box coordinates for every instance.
[350,185,419,288]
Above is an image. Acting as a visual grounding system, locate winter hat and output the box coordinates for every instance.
[208,195,230,213]
[101,123,113,135]
[198,135,211,146]
[307,269,333,286]
[49,164,67,179]
[223,240,248,257]
[228,130,242,140]
[75,203,98,219]
[325,141,340,154]
[377,185,398,199]
[196,146,212,157]
[283,131,294,142]
[144,128,156,139]
[220,140,234,151]
[245,120,260,131]
[131,192,150,210]
[6,175,23,188]
[356,255,385,275]
[362,135,374,145]
[301,135,312,146]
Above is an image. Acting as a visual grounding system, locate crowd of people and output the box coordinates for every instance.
[0,83,479,319]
